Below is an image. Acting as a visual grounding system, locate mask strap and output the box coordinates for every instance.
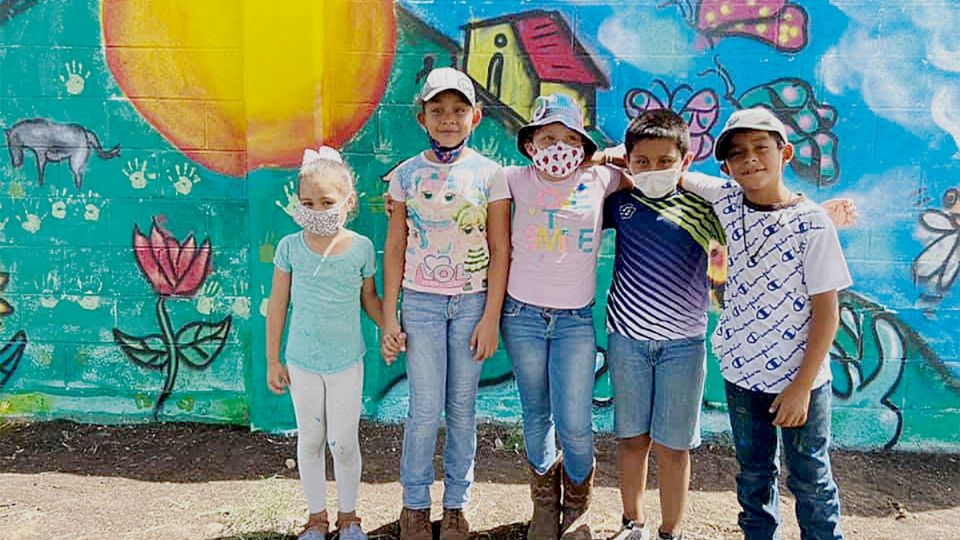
[429,135,469,163]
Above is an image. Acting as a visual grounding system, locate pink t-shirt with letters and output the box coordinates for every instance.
[506,165,620,309]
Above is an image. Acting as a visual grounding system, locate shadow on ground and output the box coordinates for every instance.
[210,520,529,540]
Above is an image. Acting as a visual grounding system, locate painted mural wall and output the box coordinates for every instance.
[0,0,957,451]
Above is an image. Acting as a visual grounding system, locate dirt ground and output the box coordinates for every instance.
[0,420,957,540]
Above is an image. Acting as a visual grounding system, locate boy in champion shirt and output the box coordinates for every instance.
[681,107,850,540]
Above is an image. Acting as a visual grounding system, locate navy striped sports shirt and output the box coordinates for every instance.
[603,187,725,340]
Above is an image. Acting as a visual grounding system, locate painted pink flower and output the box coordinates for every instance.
[133,219,211,297]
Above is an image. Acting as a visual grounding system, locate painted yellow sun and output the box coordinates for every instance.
[102,0,395,176]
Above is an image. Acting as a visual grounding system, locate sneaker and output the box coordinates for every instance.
[657,529,683,540]
[439,508,470,540]
[338,523,368,540]
[610,517,650,540]
[399,507,432,540]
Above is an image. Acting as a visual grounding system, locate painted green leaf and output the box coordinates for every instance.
[113,328,168,369]
[175,316,232,369]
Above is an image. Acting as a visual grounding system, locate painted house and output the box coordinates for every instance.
[462,10,609,128]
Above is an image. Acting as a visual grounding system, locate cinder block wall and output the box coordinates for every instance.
[0,0,957,451]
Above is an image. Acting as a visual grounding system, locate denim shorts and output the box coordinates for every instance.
[607,332,707,450]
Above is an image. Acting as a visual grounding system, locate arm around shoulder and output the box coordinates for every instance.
[679,171,730,202]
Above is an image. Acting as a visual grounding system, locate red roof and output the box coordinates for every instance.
[511,13,606,86]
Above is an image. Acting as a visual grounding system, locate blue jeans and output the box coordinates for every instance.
[725,381,844,540]
[400,289,486,510]
[500,296,597,484]
[607,333,707,450]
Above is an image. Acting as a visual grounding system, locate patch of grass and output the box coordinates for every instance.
[504,422,524,455]
[220,476,301,539]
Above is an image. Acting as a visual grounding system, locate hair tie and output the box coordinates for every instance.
[301,145,343,167]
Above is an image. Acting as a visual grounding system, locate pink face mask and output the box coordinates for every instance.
[531,141,584,178]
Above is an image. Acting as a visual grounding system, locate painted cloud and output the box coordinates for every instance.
[821,1,960,155]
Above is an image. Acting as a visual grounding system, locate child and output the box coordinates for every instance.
[265,146,383,540]
[500,93,631,540]
[681,107,850,540]
[380,67,511,540]
[603,110,724,540]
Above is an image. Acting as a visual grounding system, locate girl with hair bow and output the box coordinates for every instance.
[265,146,387,540]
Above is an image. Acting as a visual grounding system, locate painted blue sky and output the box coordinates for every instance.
[400,0,960,369]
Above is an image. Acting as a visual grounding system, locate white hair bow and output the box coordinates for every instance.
[301,145,343,166]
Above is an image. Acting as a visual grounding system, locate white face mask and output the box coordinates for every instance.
[630,166,681,199]
[531,141,584,179]
[293,201,346,236]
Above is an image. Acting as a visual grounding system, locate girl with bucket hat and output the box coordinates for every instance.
[500,94,632,539]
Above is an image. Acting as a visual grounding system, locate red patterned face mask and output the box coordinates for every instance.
[531,141,584,179]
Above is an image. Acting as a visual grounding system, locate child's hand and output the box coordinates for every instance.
[383,192,396,218]
[380,317,405,365]
[381,332,407,364]
[822,198,858,229]
[266,361,290,394]
[770,381,812,428]
[590,144,627,168]
[469,315,499,362]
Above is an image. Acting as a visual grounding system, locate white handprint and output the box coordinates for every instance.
[231,281,250,319]
[38,270,61,309]
[373,131,394,164]
[16,201,46,234]
[73,277,102,311]
[50,188,69,220]
[275,180,298,217]
[123,158,156,190]
[79,191,102,222]
[169,163,201,196]
[259,284,269,318]
[195,281,221,315]
[59,60,90,96]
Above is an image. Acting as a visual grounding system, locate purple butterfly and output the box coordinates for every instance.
[624,80,720,162]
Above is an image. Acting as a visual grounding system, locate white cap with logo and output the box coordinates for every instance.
[417,67,477,107]
[714,107,788,161]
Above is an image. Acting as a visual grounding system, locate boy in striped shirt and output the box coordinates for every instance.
[603,109,724,540]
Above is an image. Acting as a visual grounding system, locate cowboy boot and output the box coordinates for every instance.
[527,456,562,539]
[560,461,595,540]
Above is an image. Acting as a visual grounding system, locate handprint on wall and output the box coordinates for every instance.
[59,60,90,96]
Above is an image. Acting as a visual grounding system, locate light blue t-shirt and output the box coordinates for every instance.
[273,231,377,374]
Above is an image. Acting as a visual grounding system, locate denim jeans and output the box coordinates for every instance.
[725,381,844,540]
[500,296,597,484]
[399,289,486,510]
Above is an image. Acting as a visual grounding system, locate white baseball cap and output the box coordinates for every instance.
[417,67,477,107]
[714,107,789,161]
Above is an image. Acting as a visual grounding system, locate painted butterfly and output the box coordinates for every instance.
[663,0,809,52]
[705,58,840,186]
[624,80,720,162]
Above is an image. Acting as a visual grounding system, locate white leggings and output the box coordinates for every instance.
[288,361,363,514]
